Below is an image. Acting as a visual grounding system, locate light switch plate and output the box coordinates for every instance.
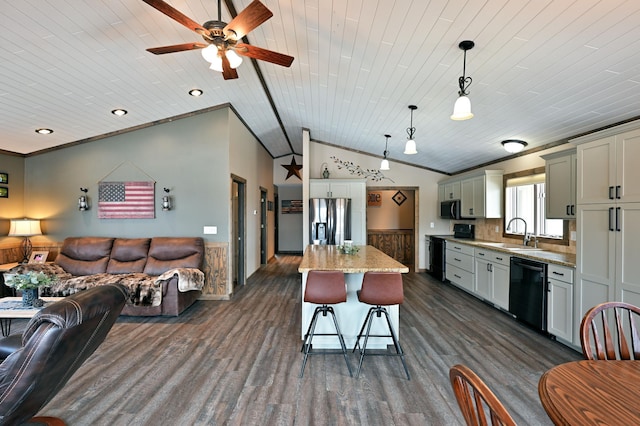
[203,226,217,235]
[570,231,576,241]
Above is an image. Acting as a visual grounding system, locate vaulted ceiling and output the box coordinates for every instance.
[2,0,640,174]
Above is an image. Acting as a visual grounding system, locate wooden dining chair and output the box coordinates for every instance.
[449,364,516,426]
[580,301,640,360]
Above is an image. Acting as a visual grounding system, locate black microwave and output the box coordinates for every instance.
[440,199,462,219]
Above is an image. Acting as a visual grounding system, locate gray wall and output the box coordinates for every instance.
[277,184,303,252]
[21,109,231,243]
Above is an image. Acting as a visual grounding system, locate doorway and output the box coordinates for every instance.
[260,187,268,265]
[231,176,246,288]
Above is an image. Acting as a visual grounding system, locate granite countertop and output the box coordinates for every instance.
[440,237,576,267]
[298,245,409,273]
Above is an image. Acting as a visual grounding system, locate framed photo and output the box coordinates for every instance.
[0,173,7,184]
[0,187,7,198]
[29,251,49,264]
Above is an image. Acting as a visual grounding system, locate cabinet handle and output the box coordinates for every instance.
[616,207,621,232]
[616,185,621,199]
[454,274,461,279]
[478,252,485,256]
[552,271,565,276]
[454,258,461,262]
[489,264,493,272]
[487,263,490,272]
[609,207,614,231]
[609,186,614,200]
[496,257,503,261]
[571,205,575,216]
[566,205,571,216]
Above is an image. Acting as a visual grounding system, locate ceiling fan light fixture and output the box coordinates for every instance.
[501,139,528,153]
[209,55,224,72]
[201,45,219,63]
[226,50,243,69]
[451,40,475,121]
[451,95,473,120]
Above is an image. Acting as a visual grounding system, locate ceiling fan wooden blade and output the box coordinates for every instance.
[235,43,294,67]
[146,42,209,55]
[142,0,211,39]
[221,55,239,80]
[223,0,273,40]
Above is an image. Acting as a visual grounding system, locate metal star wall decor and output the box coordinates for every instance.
[282,156,303,180]
[330,156,394,183]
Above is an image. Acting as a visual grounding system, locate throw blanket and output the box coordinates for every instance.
[5,264,203,307]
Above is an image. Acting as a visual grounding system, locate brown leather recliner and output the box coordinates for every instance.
[0,284,127,425]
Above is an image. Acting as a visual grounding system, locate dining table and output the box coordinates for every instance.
[538,360,640,425]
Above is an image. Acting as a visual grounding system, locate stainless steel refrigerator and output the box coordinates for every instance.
[309,198,352,245]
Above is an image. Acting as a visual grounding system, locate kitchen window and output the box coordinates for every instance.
[504,169,566,242]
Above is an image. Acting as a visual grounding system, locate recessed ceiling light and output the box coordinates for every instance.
[189,89,203,97]
[35,128,53,134]
[111,109,128,116]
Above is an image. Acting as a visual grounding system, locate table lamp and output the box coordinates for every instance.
[8,218,42,263]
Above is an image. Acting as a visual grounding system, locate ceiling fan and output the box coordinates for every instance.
[142,0,294,80]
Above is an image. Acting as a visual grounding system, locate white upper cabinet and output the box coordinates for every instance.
[439,181,461,201]
[542,148,576,219]
[460,170,503,218]
[577,129,640,204]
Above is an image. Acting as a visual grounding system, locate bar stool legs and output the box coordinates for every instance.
[300,304,353,378]
[352,305,410,379]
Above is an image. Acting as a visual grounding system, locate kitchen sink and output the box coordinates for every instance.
[479,242,541,251]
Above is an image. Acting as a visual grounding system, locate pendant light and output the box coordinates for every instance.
[451,40,475,121]
[380,134,391,170]
[404,105,418,155]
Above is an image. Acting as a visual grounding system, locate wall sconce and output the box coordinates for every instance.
[78,188,89,211]
[162,188,172,211]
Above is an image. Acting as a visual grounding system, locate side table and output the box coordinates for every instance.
[0,297,64,336]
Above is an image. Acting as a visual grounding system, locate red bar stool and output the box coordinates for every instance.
[352,272,410,379]
[300,270,353,378]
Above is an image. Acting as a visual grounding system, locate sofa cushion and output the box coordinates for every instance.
[55,237,114,276]
[143,237,204,276]
[106,238,151,274]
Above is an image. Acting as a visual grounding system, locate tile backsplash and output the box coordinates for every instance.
[451,218,576,255]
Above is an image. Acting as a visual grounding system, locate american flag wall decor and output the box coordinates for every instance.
[98,181,155,219]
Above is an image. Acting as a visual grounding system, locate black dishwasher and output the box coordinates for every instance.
[509,257,548,332]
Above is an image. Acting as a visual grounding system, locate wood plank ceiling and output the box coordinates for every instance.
[1,0,639,174]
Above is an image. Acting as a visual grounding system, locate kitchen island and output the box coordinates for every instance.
[298,245,409,349]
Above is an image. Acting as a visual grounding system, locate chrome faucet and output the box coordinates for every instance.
[506,217,530,246]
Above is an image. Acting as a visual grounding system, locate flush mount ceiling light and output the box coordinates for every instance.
[501,139,528,153]
[380,134,391,170]
[189,88,203,97]
[404,105,418,155]
[35,128,53,134]
[451,40,475,121]
[111,109,127,116]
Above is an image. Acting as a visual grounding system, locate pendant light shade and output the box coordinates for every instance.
[404,105,418,155]
[451,40,475,121]
[501,139,528,153]
[380,134,391,170]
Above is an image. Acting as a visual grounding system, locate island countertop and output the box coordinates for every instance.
[298,245,409,273]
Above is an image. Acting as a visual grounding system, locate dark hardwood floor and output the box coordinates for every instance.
[22,255,579,425]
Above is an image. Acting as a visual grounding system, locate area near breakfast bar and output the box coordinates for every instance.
[298,244,408,349]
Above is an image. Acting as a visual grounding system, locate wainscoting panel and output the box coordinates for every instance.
[367,229,414,270]
[201,242,230,300]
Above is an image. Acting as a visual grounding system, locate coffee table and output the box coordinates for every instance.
[0,297,64,336]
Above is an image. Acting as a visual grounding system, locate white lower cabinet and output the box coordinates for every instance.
[445,242,474,292]
[547,264,575,343]
[474,248,510,310]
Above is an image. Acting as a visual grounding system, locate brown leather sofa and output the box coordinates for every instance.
[8,237,205,316]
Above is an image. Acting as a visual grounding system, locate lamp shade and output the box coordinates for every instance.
[226,50,243,69]
[8,219,42,237]
[502,139,528,153]
[380,158,390,170]
[451,96,474,120]
[404,139,417,155]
